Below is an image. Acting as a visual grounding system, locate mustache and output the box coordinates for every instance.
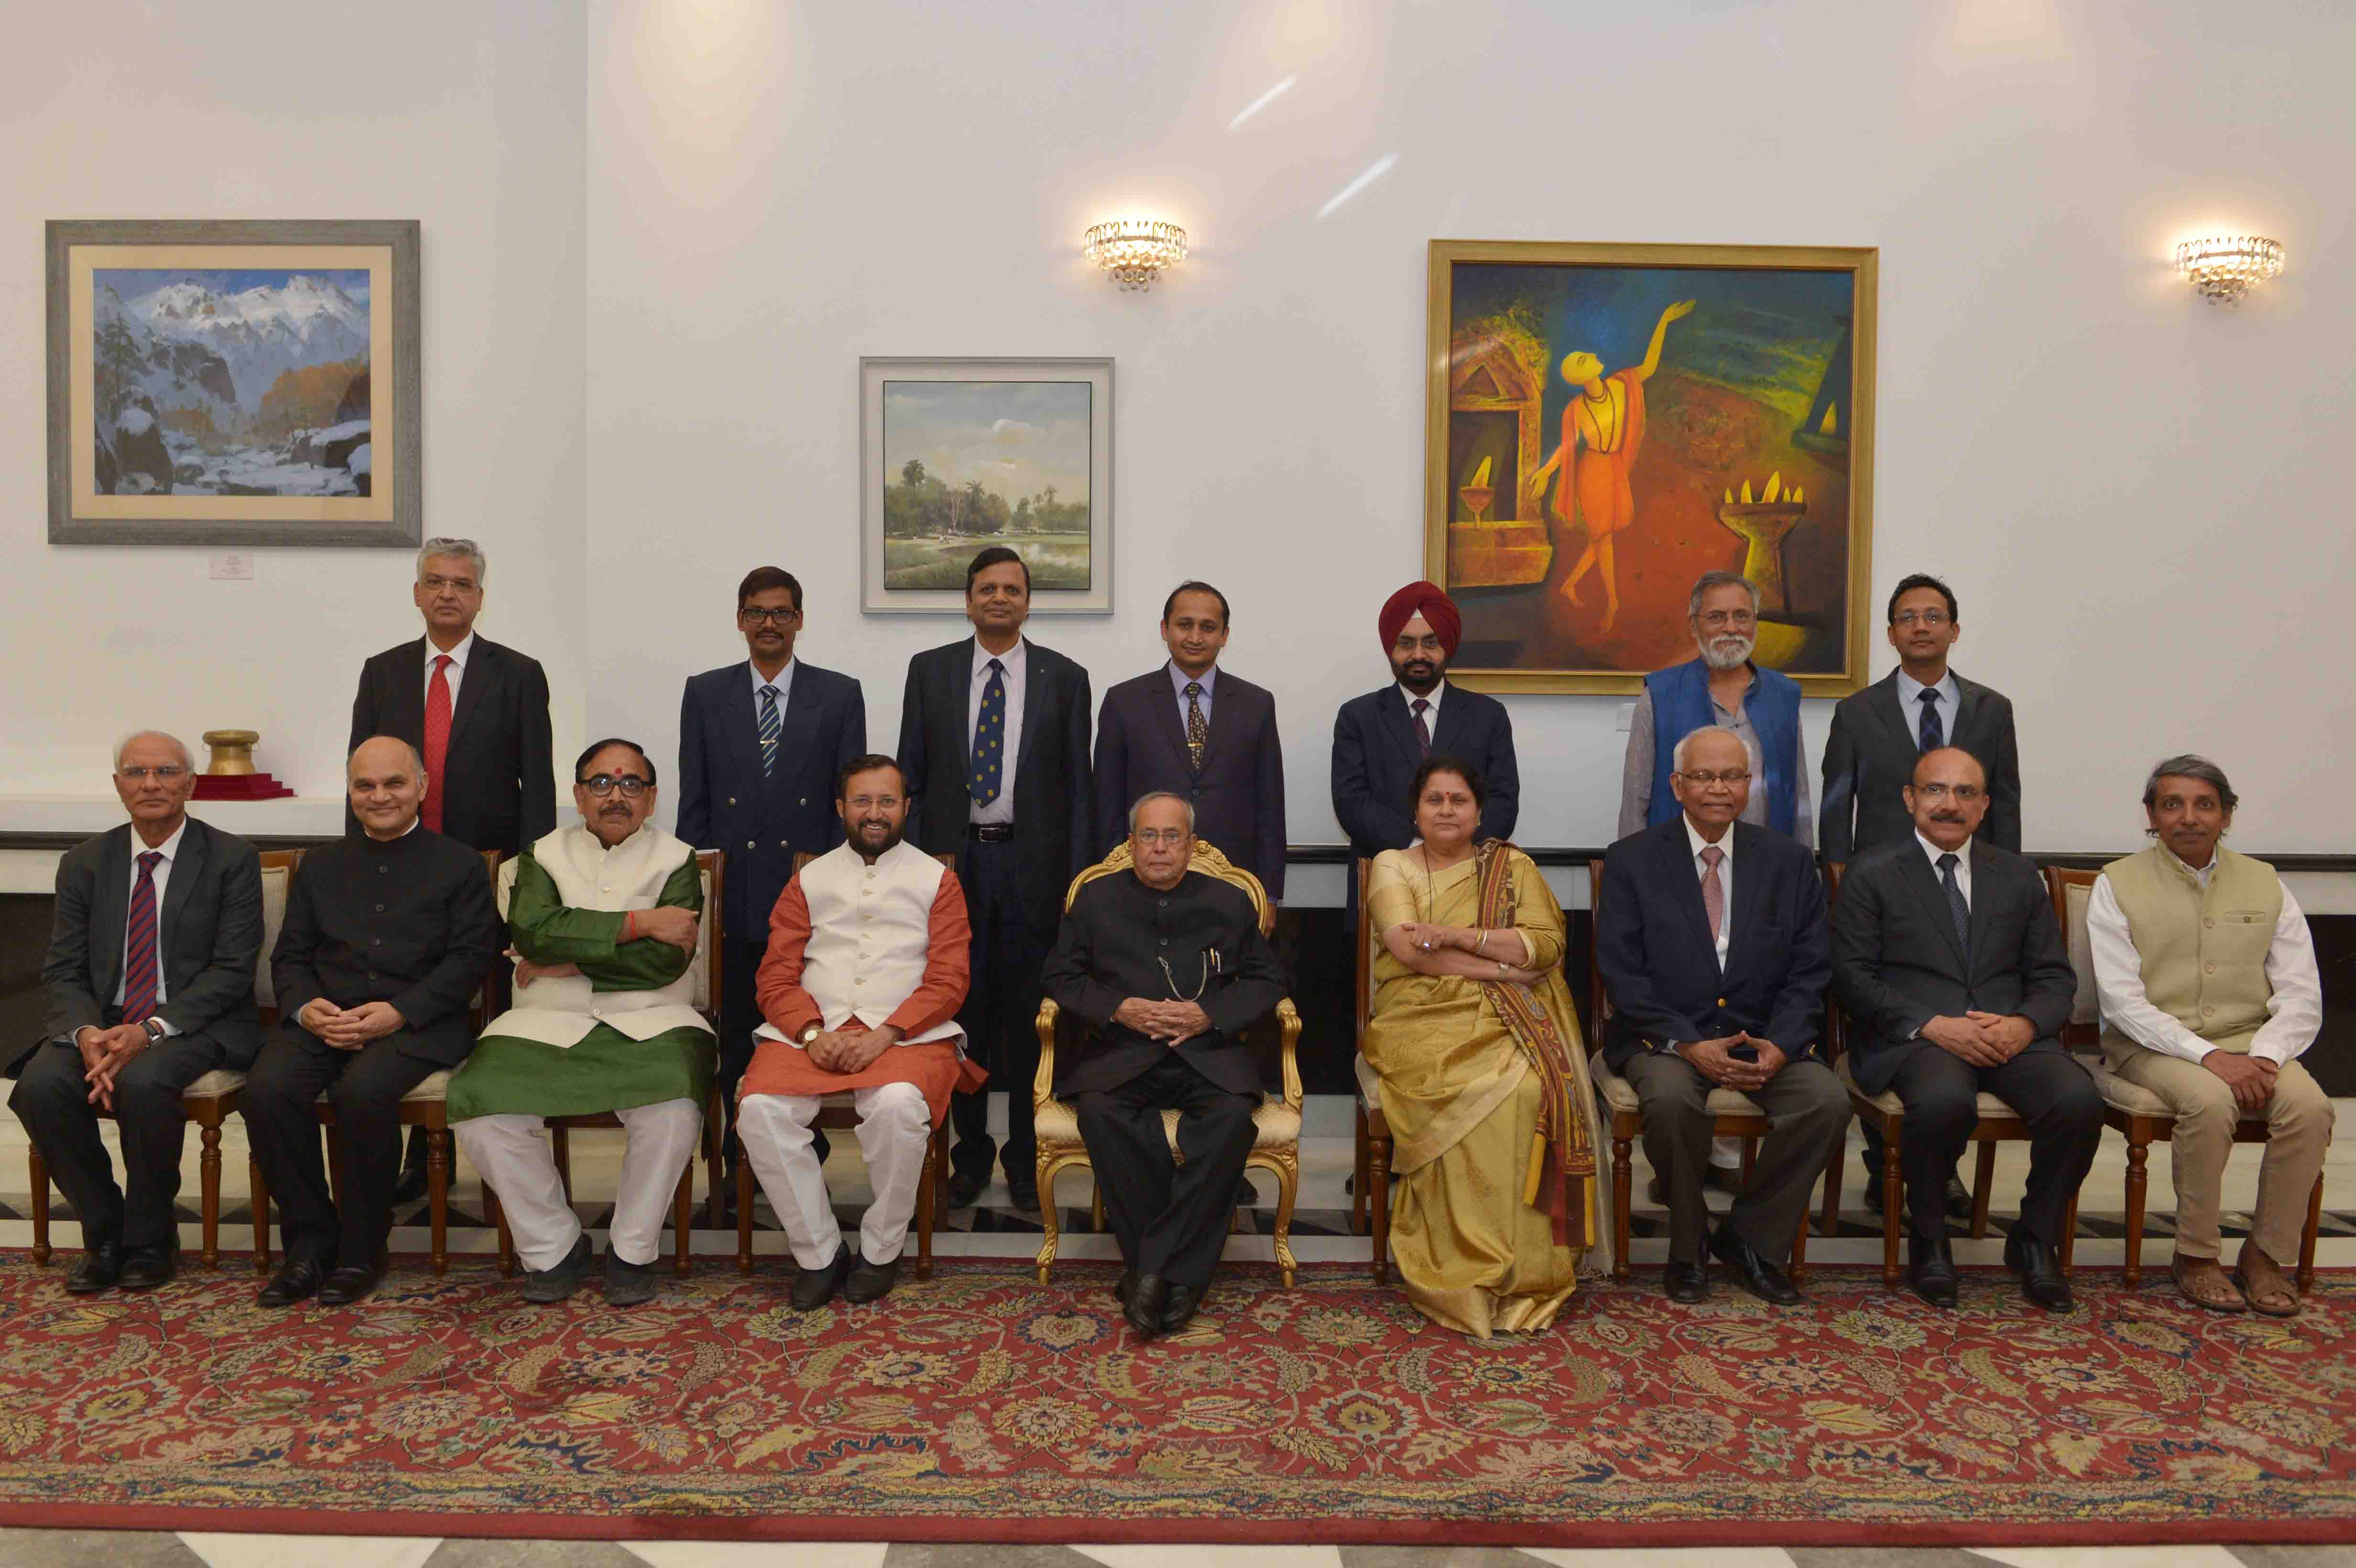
[1930,810,1965,822]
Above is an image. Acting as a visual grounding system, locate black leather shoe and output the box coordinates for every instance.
[1004,1175,1040,1213]
[66,1240,124,1295]
[946,1168,989,1209]
[116,1242,177,1292]
[1663,1261,1709,1303]
[1124,1273,1169,1338]
[791,1245,851,1311]
[1908,1234,1959,1308]
[318,1254,388,1307]
[1161,1283,1203,1333]
[2005,1229,2073,1312]
[1703,1164,1745,1195]
[524,1234,593,1304]
[257,1252,330,1307]
[389,1125,430,1207]
[844,1251,899,1305]
[1113,1268,1138,1307]
[1944,1175,1974,1221]
[603,1247,658,1307]
[1709,1224,1803,1305]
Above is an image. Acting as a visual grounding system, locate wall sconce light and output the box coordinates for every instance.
[1083,220,1187,292]
[2175,235,2283,304]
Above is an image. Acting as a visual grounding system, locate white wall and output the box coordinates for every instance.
[0,2,588,795]
[10,1,2351,870]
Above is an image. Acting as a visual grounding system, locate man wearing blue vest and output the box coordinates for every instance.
[1618,570,1813,1193]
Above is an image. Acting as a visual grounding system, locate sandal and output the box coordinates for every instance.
[2172,1256,2247,1313]
[2232,1248,2301,1318]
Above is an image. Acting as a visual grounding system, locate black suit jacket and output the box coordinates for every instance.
[270,828,501,1067]
[1830,836,2077,1095]
[349,635,556,857]
[676,660,866,942]
[1332,682,1520,858]
[1820,669,2020,865]
[898,637,1092,924]
[1594,817,1831,1072]
[21,818,264,1074]
[1092,667,1287,898]
[1041,868,1288,1098]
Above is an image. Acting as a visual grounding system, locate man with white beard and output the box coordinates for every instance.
[1616,570,1812,1194]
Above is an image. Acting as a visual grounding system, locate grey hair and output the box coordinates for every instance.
[114,730,193,772]
[1671,726,1749,773]
[1687,570,1760,620]
[1127,791,1196,834]
[416,536,487,586]
[2143,754,2238,816]
[348,735,428,778]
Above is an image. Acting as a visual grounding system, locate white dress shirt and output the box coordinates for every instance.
[1915,829,1973,906]
[2085,850,2323,1066]
[1684,814,1734,969]
[425,631,475,707]
[967,637,1027,826]
[749,656,796,722]
[1898,667,1961,750]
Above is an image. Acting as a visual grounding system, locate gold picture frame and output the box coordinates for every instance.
[1426,240,1877,696]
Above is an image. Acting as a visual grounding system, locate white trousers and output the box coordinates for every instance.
[455,1098,703,1271]
[739,1084,930,1270]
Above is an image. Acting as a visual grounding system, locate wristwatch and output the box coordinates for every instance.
[140,1018,167,1045]
[797,1024,822,1045]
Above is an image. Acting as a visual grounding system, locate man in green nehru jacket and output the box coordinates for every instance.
[2087,754,2332,1318]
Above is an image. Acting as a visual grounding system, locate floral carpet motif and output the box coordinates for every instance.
[0,1253,2350,1545]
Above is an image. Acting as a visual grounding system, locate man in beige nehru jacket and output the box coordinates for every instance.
[2087,755,2332,1317]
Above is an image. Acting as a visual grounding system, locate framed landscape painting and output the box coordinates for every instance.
[861,357,1113,614]
[46,218,420,548]
[1425,240,1876,696]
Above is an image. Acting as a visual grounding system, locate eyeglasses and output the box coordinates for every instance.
[739,607,799,626]
[843,795,903,811]
[1695,610,1756,630]
[1914,782,1983,802]
[420,574,480,594]
[1133,829,1191,847]
[579,774,650,797]
[1676,769,1752,786]
[116,766,187,783]
[1892,610,1952,628]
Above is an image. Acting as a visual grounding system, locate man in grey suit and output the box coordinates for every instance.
[1830,746,2099,1312]
[8,732,262,1294]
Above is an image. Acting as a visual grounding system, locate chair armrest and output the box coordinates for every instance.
[1032,999,1060,1111]
[1276,998,1303,1110]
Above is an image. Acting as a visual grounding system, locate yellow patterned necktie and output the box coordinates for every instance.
[1184,681,1207,770]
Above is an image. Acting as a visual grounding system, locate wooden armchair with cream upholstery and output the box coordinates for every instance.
[1031,839,1302,1286]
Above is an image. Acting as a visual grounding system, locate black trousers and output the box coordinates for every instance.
[10,1031,227,1251]
[951,837,1057,1185]
[1619,1050,1851,1264]
[1889,1045,2103,1246]
[242,1025,440,1268]
[1073,1054,1258,1290]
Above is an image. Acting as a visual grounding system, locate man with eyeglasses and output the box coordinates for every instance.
[677,566,866,1188]
[1822,573,2022,1220]
[9,732,263,1294]
[350,536,555,1203]
[448,740,715,1306]
[1831,747,2097,1311]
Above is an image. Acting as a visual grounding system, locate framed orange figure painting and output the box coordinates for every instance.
[1426,241,1876,696]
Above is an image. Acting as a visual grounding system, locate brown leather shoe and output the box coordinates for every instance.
[2232,1245,2301,1318]
[2172,1255,2247,1313]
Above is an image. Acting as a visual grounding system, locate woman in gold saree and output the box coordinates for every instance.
[1362,756,1607,1337]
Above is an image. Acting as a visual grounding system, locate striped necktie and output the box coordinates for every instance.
[121,850,164,1024]
[1917,687,1943,752]
[758,684,781,777]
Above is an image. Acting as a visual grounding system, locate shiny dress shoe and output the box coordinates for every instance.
[844,1251,900,1305]
[1662,1261,1709,1303]
[946,1168,990,1209]
[257,1252,331,1308]
[1004,1176,1041,1213]
[1708,1224,1802,1305]
[1160,1283,1203,1333]
[524,1234,594,1304]
[1943,1175,1974,1220]
[1124,1273,1169,1339]
[115,1242,178,1292]
[603,1247,658,1307]
[791,1244,851,1312]
[66,1240,125,1295]
[1908,1234,1960,1308]
[2004,1229,2072,1313]
[318,1252,389,1307]
[1113,1268,1138,1307]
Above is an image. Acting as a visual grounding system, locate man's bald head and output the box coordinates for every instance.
[348,735,428,840]
[349,735,425,780]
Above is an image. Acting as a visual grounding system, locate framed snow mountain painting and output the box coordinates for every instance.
[46,219,420,546]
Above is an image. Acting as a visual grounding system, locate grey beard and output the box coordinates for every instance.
[1699,634,1755,671]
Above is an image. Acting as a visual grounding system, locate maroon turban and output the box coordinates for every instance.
[1378,581,1462,657]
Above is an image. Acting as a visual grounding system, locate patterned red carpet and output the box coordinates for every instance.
[0,1252,2349,1546]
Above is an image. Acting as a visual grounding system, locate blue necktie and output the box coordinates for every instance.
[1937,851,1970,960]
[970,658,1006,806]
[757,684,781,778]
[1917,688,1943,753]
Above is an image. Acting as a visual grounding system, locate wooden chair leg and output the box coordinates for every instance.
[1739,1135,1758,1183]
[423,1123,450,1275]
[250,1157,273,1274]
[1368,1132,1392,1287]
[1609,1131,1633,1285]
[1351,1101,1371,1237]
[485,1183,514,1277]
[28,1145,51,1266]
[2299,1169,2323,1296]
[735,1150,755,1276]
[1789,1173,1810,1285]
[704,1088,725,1230]
[673,1154,695,1277]
[1881,1122,1904,1288]
[2122,1137,2150,1289]
[1034,1158,1062,1285]
[1817,1129,1845,1239]
[198,1118,224,1269]
[2060,1188,2080,1272]
[916,1133,936,1282]
[1970,1140,1998,1240]
[1270,1154,1299,1288]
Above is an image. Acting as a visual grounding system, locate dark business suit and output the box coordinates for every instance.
[1820,670,2020,865]
[348,635,556,858]
[1093,667,1287,898]
[1594,818,1850,1264]
[898,636,1092,1188]
[241,829,500,1268]
[676,659,865,1112]
[1332,682,1517,921]
[1042,868,1287,1288]
[9,819,263,1252]
[1831,837,2099,1245]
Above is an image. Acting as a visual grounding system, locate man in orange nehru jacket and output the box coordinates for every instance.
[737,755,971,1311]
